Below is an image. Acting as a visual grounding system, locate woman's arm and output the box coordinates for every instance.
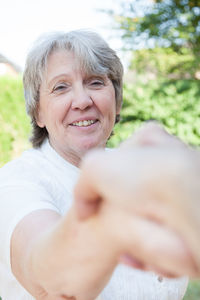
[11,206,121,300]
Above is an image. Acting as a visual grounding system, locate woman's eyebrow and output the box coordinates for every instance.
[47,73,71,87]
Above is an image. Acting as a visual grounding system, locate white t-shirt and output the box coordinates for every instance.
[0,139,188,300]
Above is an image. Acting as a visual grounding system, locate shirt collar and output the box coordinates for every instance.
[40,138,79,175]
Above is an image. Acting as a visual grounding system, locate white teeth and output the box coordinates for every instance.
[72,120,96,127]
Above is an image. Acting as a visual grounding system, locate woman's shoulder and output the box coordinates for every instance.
[0,146,47,184]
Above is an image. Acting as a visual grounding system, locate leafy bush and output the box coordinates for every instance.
[129,47,199,79]
[109,78,200,148]
[0,77,29,299]
[108,0,200,78]
[0,76,30,166]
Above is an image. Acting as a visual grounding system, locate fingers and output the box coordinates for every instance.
[115,213,198,277]
[74,145,186,220]
[74,147,199,277]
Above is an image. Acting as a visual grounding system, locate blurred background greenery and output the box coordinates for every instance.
[0,0,200,299]
[0,76,30,167]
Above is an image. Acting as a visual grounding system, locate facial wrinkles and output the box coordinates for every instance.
[44,60,108,99]
[39,50,116,128]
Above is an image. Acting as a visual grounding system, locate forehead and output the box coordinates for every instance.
[45,49,81,78]
[45,48,107,79]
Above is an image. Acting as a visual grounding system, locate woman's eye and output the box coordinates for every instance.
[90,80,104,87]
[53,84,68,92]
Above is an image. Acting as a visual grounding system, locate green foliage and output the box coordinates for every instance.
[108,78,200,148]
[111,0,200,52]
[129,47,198,79]
[108,0,200,77]
[0,76,31,166]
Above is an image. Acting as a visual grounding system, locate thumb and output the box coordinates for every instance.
[74,178,102,220]
[73,150,105,220]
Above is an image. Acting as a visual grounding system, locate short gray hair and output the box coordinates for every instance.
[23,30,124,147]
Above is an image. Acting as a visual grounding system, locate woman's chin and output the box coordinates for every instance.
[76,140,105,155]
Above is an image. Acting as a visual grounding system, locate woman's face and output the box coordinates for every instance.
[37,50,120,166]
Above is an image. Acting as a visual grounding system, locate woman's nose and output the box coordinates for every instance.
[71,86,93,110]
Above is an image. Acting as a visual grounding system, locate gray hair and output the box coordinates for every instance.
[23,30,124,147]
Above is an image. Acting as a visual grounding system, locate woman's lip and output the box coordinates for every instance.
[69,117,98,124]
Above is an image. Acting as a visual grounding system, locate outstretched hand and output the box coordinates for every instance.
[74,122,200,278]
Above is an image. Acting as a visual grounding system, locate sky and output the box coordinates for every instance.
[0,0,124,70]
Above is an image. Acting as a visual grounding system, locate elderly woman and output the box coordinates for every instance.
[0,30,188,300]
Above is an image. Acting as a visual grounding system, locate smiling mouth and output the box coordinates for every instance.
[70,119,98,127]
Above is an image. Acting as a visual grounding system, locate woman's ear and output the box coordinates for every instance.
[35,105,45,128]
